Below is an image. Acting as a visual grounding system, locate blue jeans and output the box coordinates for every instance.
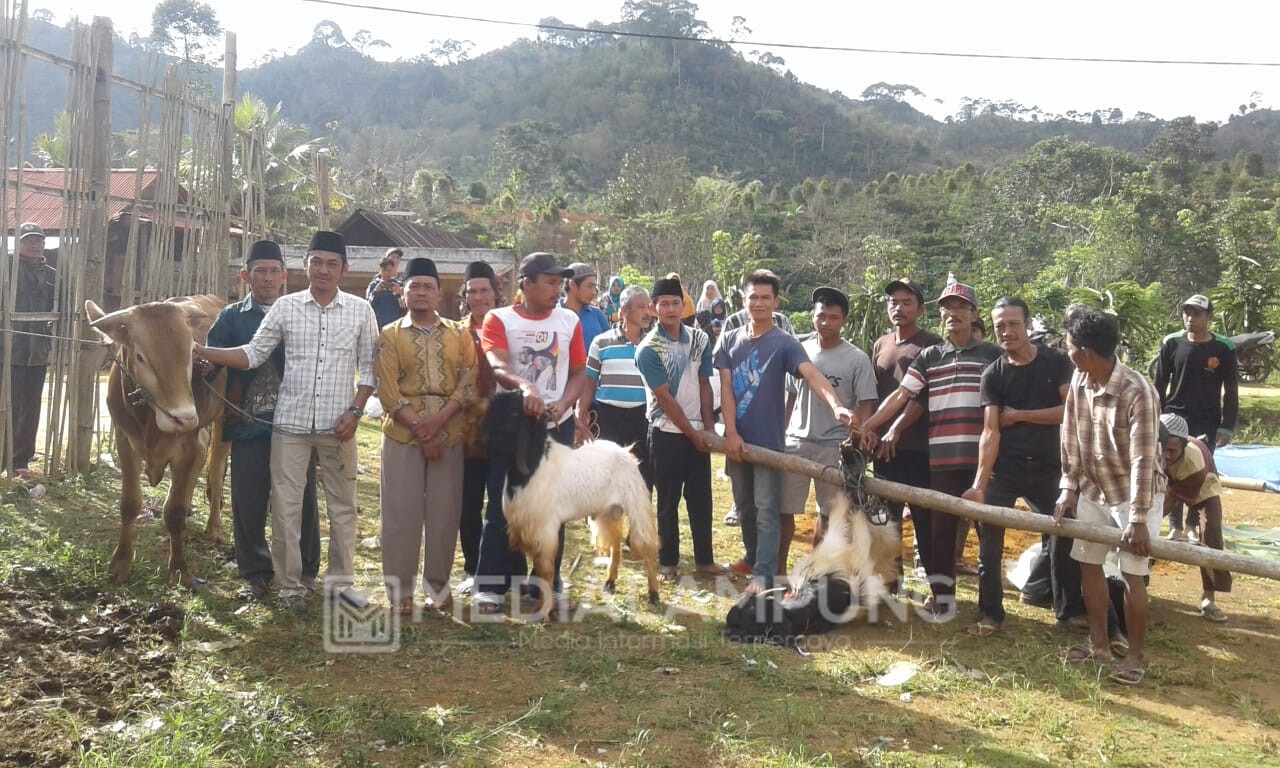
[725,458,783,587]
[474,417,575,598]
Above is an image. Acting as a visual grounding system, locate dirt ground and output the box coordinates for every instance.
[3,451,1280,767]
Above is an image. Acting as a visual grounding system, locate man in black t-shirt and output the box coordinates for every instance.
[961,297,1083,636]
[1153,293,1238,542]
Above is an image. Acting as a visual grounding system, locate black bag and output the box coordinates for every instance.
[724,575,855,645]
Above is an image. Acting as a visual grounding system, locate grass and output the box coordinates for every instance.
[1237,387,1280,444]
[3,417,1280,767]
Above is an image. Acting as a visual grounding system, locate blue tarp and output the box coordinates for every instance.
[1215,445,1280,493]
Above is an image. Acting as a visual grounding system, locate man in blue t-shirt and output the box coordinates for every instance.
[714,270,856,595]
[561,261,610,352]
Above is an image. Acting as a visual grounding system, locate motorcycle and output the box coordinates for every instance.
[1234,330,1275,384]
[1146,330,1275,384]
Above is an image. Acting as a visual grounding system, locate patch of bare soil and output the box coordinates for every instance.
[0,574,184,767]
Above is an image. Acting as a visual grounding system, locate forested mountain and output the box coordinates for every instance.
[16,8,1280,195]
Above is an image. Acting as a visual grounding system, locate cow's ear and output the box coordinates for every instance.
[183,303,211,332]
[87,301,130,344]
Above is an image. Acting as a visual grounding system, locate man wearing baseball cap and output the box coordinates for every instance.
[473,252,587,616]
[779,287,878,565]
[2,223,56,479]
[861,277,1001,619]
[1152,293,1238,542]
[561,262,610,352]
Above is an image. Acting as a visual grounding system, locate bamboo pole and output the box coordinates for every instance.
[702,433,1280,582]
[1221,476,1270,493]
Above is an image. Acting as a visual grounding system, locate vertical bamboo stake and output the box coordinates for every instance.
[315,151,330,230]
[68,17,112,472]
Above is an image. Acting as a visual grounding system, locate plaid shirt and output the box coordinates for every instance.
[1059,360,1166,523]
[239,289,378,434]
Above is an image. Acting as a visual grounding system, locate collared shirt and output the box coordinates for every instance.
[375,314,476,446]
[559,299,610,352]
[637,322,714,433]
[238,289,378,434]
[207,295,284,441]
[460,313,497,456]
[901,337,1002,471]
[1,258,57,366]
[586,327,647,408]
[1060,361,1166,523]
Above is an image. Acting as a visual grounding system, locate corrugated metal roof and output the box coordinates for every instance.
[4,168,183,233]
[337,208,482,249]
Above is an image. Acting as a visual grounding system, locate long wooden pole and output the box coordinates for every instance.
[702,433,1280,582]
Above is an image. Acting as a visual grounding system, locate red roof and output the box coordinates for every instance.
[4,168,174,233]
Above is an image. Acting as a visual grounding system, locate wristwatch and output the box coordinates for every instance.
[347,405,364,418]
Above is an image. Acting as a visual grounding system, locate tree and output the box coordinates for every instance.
[350,30,390,55]
[150,0,221,63]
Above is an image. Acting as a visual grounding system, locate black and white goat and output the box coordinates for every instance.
[485,391,660,620]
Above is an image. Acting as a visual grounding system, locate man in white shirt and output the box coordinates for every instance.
[197,230,378,614]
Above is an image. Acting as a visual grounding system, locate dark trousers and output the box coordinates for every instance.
[475,418,575,597]
[1191,496,1232,594]
[922,469,971,600]
[5,364,47,470]
[1168,415,1218,531]
[230,438,320,584]
[979,460,1084,624]
[595,402,653,491]
[460,457,489,576]
[650,428,715,568]
[874,449,930,584]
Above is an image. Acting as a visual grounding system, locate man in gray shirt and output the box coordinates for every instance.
[780,287,878,568]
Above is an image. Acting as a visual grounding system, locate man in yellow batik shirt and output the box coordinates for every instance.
[376,257,476,616]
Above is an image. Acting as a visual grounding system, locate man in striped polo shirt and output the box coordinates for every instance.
[577,285,654,490]
[861,280,1001,618]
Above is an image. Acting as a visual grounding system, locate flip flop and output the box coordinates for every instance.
[393,600,415,617]
[696,563,730,576]
[723,510,739,526]
[658,565,678,582]
[1065,644,1113,664]
[967,619,1000,638]
[1109,666,1146,686]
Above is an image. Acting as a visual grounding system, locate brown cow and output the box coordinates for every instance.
[86,294,228,586]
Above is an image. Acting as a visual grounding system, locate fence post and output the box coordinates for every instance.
[68,16,112,472]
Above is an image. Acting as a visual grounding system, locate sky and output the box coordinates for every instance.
[24,0,1280,123]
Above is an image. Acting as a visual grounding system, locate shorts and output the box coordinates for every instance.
[780,440,842,517]
[1070,493,1163,576]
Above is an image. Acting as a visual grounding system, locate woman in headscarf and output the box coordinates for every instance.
[696,280,721,313]
[602,275,626,324]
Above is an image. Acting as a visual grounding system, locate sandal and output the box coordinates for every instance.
[658,565,678,582]
[1108,666,1146,686]
[967,619,1000,638]
[723,509,739,526]
[1109,634,1130,658]
[1065,644,1113,664]
[393,599,415,617]
[695,563,730,576]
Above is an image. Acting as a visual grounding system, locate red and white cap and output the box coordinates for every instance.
[937,281,977,309]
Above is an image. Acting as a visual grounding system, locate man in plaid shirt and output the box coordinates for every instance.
[1054,304,1165,686]
[198,230,378,614]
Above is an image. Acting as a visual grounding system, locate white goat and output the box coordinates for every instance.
[788,492,901,621]
[486,391,660,621]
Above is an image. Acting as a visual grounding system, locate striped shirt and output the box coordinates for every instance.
[239,288,378,435]
[901,338,1002,471]
[586,327,647,408]
[1060,361,1166,524]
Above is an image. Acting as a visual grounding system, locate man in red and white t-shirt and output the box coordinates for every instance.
[473,252,587,615]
